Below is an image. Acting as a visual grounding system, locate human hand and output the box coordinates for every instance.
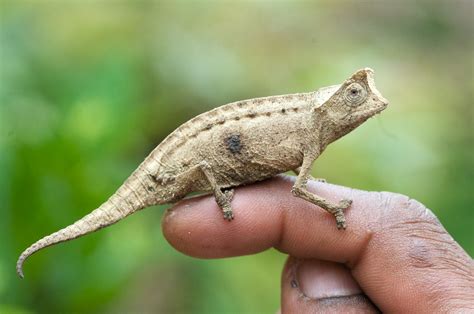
[162,176,473,313]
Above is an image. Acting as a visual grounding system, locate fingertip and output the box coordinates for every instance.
[162,184,283,258]
[162,194,228,258]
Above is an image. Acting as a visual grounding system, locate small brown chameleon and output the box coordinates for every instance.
[17,68,388,278]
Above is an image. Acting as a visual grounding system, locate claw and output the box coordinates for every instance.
[336,217,347,230]
[223,210,234,221]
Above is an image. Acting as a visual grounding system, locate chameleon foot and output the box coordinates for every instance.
[217,189,235,221]
[223,209,234,221]
[333,199,352,230]
[335,211,346,230]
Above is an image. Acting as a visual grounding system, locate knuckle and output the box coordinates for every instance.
[366,191,474,310]
[382,193,444,238]
[377,191,442,230]
[378,193,473,282]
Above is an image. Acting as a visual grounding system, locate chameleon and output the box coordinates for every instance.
[16,68,388,278]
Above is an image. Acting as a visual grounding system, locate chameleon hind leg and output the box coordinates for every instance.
[292,154,351,229]
[167,161,235,220]
[198,161,235,221]
[156,162,234,221]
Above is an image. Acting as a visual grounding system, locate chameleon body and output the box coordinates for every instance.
[17,68,388,278]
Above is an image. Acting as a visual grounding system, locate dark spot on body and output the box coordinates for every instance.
[202,124,213,131]
[148,174,158,182]
[225,134,242,154]
[234,116,240,121]
[266,112,271,117]
[281,108,286,113]
[147,186,155,192]
[247,112,256,118]
[293,107,298,112]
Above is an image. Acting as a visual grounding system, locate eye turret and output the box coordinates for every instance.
[344,82,367,107]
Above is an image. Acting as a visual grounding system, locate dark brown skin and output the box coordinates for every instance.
[163,177,474,313]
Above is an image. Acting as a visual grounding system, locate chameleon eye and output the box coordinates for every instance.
[344,83,367,107]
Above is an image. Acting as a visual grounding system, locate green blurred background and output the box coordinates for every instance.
[1,0,472,313]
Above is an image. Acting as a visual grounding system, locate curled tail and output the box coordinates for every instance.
[16,171,161,278]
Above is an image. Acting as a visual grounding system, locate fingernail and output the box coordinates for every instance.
[296,259,362,299]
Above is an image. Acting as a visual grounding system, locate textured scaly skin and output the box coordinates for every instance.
[17,68,388,278]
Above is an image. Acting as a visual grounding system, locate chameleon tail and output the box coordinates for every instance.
[16,171,155,278]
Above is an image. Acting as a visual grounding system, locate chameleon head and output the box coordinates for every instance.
[316,68,389,143]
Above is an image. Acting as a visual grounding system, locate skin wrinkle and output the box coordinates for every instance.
[373,191,394,231]
[398,220,447,231]
[425,277,456,311]
[409,232,457,246]
[410,242,462,273]
[439,255,474,278]
[406,198,441,227]
[426,274,474,312]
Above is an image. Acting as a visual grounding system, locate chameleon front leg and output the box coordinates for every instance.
[291,154,352,229]
[198,162,235,221]
[292,167,325,182]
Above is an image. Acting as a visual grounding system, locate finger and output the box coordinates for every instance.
[281,257,379,313]
[162,176,474,312]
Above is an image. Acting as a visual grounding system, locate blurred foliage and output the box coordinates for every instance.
[0,0,472,313]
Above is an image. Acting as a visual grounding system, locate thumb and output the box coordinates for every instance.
[281,257,379,313]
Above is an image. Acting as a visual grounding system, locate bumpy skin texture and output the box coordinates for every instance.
[16,68,388,278]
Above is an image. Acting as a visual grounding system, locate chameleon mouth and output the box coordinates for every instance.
[377,97,389,113]
[370,101,388,116]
